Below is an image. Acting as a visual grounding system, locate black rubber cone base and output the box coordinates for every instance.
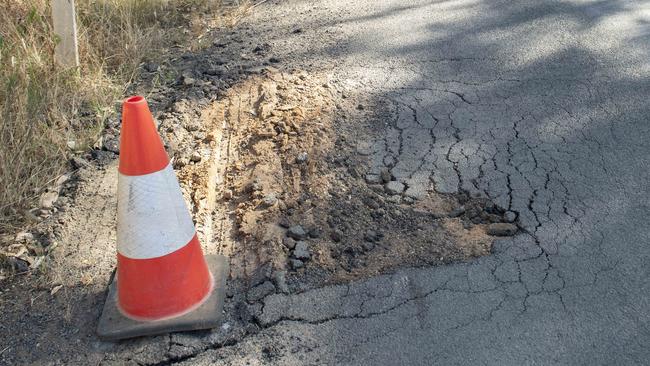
[97,255,229,341]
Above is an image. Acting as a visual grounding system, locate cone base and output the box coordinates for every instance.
[97,255,229,341]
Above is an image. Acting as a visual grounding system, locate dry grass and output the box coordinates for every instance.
[0,0,223,235]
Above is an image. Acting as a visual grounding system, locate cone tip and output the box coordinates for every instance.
[125,95,145,103]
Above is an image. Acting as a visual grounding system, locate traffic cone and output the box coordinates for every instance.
[97,96,228,340]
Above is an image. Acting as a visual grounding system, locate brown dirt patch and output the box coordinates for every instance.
[168,70,515,288]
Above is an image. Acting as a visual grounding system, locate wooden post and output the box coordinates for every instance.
[52,0,79,68]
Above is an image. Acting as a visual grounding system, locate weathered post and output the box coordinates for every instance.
[51,0,79,68]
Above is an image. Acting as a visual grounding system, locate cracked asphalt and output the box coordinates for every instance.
[179,0,649,364]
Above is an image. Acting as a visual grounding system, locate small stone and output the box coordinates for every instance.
[246,281,275,302]
[296,152,308,164]
[448,206,466,218]
[262,194,278,207]
[71,156,90,169]
[330,229,343,242]
[9,257,29,273]
[387,195,401,203]
[403,196,415,204]
[183,76,196,85]
[103,138,120,154]
[55,174,70,187]
[380,168,392,183]
[15,232,34,244]
[364,230,379,242]
[504,211,517,223]
[289,259,304,270]
[269,57,280,63]
[144,62,159,72]
[249,263,272,287]
[287,225,307,240]
[283,237,296,250]
[365,174,381,184]
[362,241,375,252]
[487,223,518,236]
[190,152,202,162]
[292,241,311,260]
[40,191,59,209]
[272,270,289,294]
[385,181,405,195]
[356,142,373,156]
[308,227,322,238]
[204,66,226,76]
[223,189,233,200]
[278,217,291,228]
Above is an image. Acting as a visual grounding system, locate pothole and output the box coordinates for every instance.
[163,69,518,292]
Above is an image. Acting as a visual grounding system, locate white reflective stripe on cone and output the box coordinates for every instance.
[117,163,196,259]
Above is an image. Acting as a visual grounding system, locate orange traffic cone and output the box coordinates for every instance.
[97,96,228,340]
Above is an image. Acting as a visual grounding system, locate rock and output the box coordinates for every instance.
[404,185,426,200]
[356,142,373,156]
[308,227,322,238]
[385,181,405,195]
[330,229,343,242]
[175,157,189,168]
[296,152,308,164]
[91,150,115,165]
[222,189,233,200]
[190,151,202,162]
[278,217,291,228]
[71,156,90,169]
[362,241,375,252]
[40,191,59,209]
[8,257,29,273]
[246,281,275,302]
[15,232,34,243]
[269,57,280,63]
[262,194,278,207]
[448,206,466,218]
[504,211,517,223]
[380,168,392,183]
[272,270,289,294]
[103,138,120,154]
[364,230,379,242]
[282,237,296,250]
[55,174,70,187]
[292,241,311,260]
[204,66,226,76]
[365,174,382,184]
[289,259,304,270]
[287,225,307,240]
[144,62,159,72]
[183,76,196,86]
[249,263,272,287]
[387,195,401,203]
[487,223,518,236]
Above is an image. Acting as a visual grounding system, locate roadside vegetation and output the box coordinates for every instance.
[0,0,225,237]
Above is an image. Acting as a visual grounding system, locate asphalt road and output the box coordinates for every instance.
[185,0,649,364]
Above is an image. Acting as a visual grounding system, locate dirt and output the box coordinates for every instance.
[162,69,515,292]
